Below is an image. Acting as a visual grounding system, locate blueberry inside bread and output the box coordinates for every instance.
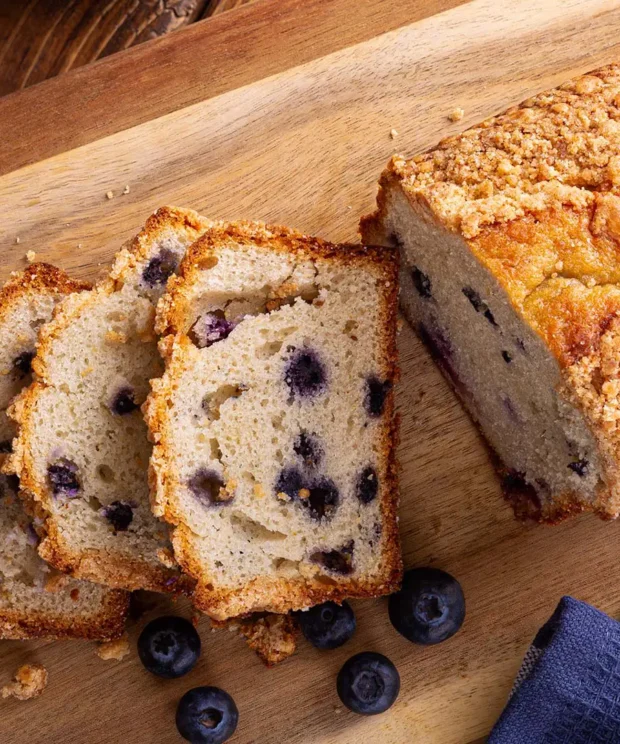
[361,64,620,522]
[146,222,402,620]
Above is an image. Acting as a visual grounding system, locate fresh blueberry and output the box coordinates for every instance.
[110,387,138,415]
[568,459,589,477]
[102,501,134,531]
[47,458,80,497]
[284,347,327,399]
[188,469,230,506]
[304,478,339,520]
[138,616,201,679]
[411,266,432,299]
[189,312,236,349]
[462,286,497,327]
[0,440,12,454]
[337,652,400,715]
[293,431,323,469]
[356,467,378,504]
[311,541,354,575]
[389,567,465,645]
[364,376,391,417]
[142,248,178,287]
[176,686,238,744]
[298,601,356,650]
[12,351,34,378]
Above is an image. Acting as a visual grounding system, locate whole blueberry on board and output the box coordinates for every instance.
[337,651,400,715]
[138,616,201,679]
[297,601,356,650]
[176,686,239,744]
[389,567,465,645]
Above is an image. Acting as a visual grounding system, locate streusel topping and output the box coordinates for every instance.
[395,64,620,238]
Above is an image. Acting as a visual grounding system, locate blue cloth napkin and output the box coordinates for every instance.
[489,596,620,743]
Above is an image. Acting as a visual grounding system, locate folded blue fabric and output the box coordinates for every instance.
[489,596,620,743]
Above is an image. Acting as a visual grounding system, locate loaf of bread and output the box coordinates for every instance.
[0,265,127,640]
[146,221,402,620]
[361,63,620,522]
[7,209,212,592]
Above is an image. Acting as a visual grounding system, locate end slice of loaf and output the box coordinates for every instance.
[7,209,213,592]
[0,265,127,640]
[146,222,402,620]
[361,63,620,522]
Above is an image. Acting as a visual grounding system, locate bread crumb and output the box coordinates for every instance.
[157,547,177,569]
[96,633,130,661]
[123,185,130,195]
[191,613,201,628]
[15,237,20,245]
[448,107,465,122]
[77,243,83,249]
[2,664,48,700]
[106,191,114,200]
[26,251,36,263]
[390,128,399,139]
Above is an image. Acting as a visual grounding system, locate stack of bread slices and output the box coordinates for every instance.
[0,207,402,663]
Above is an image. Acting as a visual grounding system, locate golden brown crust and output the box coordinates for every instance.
[6,209,210,594]
[146,221,402,619]
[362,63,620,520]
[0,589,129,641]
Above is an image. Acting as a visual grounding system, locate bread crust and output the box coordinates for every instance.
[0,264,129,639]
[146,221,402,620]
[361,63,620,520]
[6,209,211,593]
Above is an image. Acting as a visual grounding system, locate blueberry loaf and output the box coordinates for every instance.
[361,63,620,522]
[146,222,402,620]
[7,208,212,592]
[0,265,127,640]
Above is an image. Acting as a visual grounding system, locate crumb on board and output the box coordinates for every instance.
[106,191,114,200]
[26,250,36,263]
[123,185,130,195]
[2,664,48,701]
[390,128,399,139]
[15,237,20,245]
[448,107,465,122]
[96,633,130,661]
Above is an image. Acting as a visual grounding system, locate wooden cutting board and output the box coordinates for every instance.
[2,0,620,741]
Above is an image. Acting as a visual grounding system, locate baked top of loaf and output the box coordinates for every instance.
[361,63,620,521]
[7,209,212,593]
[146,221,402,620]
[0,265,127,640]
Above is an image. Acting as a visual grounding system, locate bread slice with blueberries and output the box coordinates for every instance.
[361,63,620,522]
[7,208,212,593]
[0,264,128,640]
[145,221,402,621]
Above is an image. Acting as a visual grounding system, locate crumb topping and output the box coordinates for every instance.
[96,632,130,661]
[2,664,48,700]
[396,65,620,238]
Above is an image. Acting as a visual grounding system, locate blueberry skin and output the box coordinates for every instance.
[138,616,201,679]
[337,652,400,715]
[389,567,465,645]
[176,687,239,744]
[298,601,356,650]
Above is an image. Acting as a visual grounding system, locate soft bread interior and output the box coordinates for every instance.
[152,236,398,617]
[367,184,602,515]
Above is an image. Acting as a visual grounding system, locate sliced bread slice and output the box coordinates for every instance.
[146,222,402,620]
[7,209,212,592]
[0,264,127,640]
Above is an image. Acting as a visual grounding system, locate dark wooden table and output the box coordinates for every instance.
[0,0,253,97]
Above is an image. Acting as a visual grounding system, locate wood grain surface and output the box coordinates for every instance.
[2,0,620,742]
[0,0,254,96]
